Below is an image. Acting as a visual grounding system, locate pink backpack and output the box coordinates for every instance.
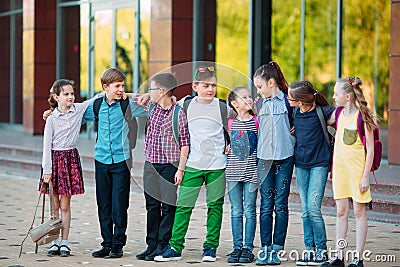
[335,106,382,173]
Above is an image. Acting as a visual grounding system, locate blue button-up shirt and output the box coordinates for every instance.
[83,97,147,164]
[257,91,295,160]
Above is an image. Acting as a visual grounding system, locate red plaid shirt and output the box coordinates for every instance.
[134,96,190,164]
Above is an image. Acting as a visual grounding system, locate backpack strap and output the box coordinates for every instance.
[172,104,182,147]
[228,118,234,133]
[93,98,103,142]
[253,116,259,130]
[335,106,345,128]
[148,102,156,115]
[284,94,294,128]
[93,97,103,121]
[218,100,230,146]
[120,98,138,150]
[316,105,331,146]
[182,96,195,113]
[256,98,263,113]
[356,111,366,146]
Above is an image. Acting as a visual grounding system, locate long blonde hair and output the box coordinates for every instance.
[337,77,378,131]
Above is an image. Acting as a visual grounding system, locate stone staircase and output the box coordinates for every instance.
[0,143,399,224]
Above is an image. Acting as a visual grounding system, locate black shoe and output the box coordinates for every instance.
[109,246,123,258]
[145,246,166,261]
[239,248,255,263]
[348,258,364,267]
[321,257,345,267]
[227,248,242,263]
[136,246,157,260]
[92,246,111,258]
[59,245,71,257]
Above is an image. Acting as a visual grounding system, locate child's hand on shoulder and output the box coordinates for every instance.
[137,93,151,106]
[43,110,52,121]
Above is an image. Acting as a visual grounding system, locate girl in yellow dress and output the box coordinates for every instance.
[321,77,378,267]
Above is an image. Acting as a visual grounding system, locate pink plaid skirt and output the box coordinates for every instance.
[39,148,85,196]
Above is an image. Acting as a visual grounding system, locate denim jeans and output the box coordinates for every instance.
[258,156,294,249]
[227,181,258,251]
[295,166,329,251]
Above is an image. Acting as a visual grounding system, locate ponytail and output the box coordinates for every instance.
[253,61,288,94]
[48,79,74,111]
[289,80,330,106]
[338,77,378,131]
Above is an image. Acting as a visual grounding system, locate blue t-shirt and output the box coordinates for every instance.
[293,105,335,168]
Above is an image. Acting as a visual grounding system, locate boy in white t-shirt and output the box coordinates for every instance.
[154,66,229,263]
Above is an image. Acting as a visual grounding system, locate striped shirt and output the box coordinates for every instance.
[42,100,93,174]
[135,96,190,164]
[226,117,258,183]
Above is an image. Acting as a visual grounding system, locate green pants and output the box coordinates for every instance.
[169,167,226,253]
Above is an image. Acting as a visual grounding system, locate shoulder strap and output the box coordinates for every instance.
[93,98,103,121]
[316,106,330,146]
[218,99,228,132]
[148,103,156,115]
[284,94,294,127]
[335,106,345,128]
[253,116,259,130]
[120,98,131,119]
[228,118,234,133]
[172,105,181,147]
[293,107,299,119]
[183,96,195,113]
[356,111,365,145]
[256,98,263,113]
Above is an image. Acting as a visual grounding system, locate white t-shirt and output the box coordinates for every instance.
[185,97,227,170]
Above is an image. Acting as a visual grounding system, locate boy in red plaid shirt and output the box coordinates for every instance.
[134,73,190,261]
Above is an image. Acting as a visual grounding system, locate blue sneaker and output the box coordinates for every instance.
[202,247,216,262]
[269,250,281,265]
[153,245,181,262]
[255,246,269,265]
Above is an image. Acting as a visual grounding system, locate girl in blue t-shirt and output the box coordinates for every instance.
[225,86,258,263]
[288,81,335,266]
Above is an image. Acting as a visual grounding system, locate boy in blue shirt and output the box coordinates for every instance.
[83,68,146,258]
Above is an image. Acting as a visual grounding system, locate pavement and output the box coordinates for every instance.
[0,124,399,266]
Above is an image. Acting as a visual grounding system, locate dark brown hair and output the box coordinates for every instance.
[336,77,378,131]
[48,79,74,110]
[151,73,178,97]
[253,61,289,94]
[289,80,330,106]
[227,86,255,118]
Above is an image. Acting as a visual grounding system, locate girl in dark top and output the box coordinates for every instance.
[288,81,335,266]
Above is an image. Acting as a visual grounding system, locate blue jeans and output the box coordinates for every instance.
[296,166,329,251]
[258,156,294,250]
[227,181,258,251]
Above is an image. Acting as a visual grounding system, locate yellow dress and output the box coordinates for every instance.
[332,110,372,203]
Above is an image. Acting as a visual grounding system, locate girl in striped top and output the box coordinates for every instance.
[225,86,258,264]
